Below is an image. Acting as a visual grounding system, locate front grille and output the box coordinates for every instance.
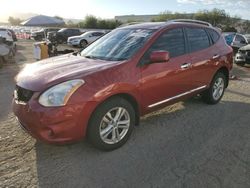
[15,86,33,103]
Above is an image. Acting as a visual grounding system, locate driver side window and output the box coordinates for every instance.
[140,28,186,65]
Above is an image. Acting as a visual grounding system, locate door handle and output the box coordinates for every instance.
[181,63,191,69]
[212,54,220,59]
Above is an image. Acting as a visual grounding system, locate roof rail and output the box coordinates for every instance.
[118,22,142,28]
[169,19,212,27]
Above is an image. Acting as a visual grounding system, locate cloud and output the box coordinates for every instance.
[177,0,249,7]
[177,0,250,19]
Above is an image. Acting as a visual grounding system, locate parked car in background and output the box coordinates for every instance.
[13,20,233,150]
[67,31,105,47]
[31,28,60,41]
[223,32,235,45]
[235,44,250,66]
[51,28,82,44]
[0,36,15,63]
[0,28,14,42]
[244,34,250,43]
[8,29,17,41]
[47,31,58,42]
[231,33,248,51]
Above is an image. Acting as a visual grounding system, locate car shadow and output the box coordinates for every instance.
[35,99,250,188]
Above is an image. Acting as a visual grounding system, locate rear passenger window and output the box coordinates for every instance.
[235,35,245,43]
[186,28,210,53]
[207,29,220,44]
[93,32,103,36]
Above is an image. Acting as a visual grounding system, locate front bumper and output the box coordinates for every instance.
[235,52,250,64]
[12,94,94,144]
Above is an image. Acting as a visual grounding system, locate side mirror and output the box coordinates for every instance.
[150,51,170,63]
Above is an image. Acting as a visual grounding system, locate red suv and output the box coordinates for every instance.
[13,20,233,150]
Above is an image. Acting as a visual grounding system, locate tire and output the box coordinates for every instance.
[0,57,4,68]
[87,97,135,151]
[80,40,88,48]
[3,49,15,63]
[236,62,245,66]
[202,72,226,104]
[57,37,64,44]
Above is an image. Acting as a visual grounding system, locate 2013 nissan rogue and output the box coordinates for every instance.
[13,20,233,150]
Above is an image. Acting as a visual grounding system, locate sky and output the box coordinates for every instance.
[0,0,249,22]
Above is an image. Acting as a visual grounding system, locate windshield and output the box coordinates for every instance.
[245,35,250,43]
[80,28,155,61]
[58,28,66,32]
[80,32,90,37]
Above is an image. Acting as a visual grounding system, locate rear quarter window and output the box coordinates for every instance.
[186,27,210,53]
[207,28,220,44]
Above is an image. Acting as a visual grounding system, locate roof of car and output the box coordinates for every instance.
[119,20,213,30]
[119,22,167,30]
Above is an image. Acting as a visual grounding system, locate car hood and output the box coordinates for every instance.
[32,31,43,35]
[16,54,124,91]
[239,44,250,51]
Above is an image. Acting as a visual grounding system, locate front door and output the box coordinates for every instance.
[139,28,194,110]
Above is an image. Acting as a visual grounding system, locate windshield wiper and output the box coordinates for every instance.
[84,55,99,59]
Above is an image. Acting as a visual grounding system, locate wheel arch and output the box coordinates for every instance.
[80,39,88,44]
[88,93,140,128]
[216,66,229,88]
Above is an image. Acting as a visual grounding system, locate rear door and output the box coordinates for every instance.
[184,27,218,88]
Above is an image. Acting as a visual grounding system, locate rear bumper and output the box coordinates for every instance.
[12,97,96,144]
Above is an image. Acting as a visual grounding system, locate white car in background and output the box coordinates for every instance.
[0,28,14,42]
[67,31,105,48]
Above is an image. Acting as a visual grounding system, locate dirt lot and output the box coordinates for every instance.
[0,40,250,188]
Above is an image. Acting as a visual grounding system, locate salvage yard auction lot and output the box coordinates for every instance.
[0,40,250,187]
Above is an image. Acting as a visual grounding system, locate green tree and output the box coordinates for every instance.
[194,8,231,26]
[8,16,22,25]
[241,20,250,33]
[84,15,98,28]
[54,16,64,20]
[152,11,193,22]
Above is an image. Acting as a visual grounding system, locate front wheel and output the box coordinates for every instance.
[80,40,88,48]
[87,97,135,151]
[202,72,226,104]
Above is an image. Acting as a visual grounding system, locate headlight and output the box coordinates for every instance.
[38,79,84,107]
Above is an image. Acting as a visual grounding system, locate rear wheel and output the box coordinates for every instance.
[57,37,64,44]
[235,62,245,66]
[202,72,226,104]
[0,57,4,68]
[87,97,135,151]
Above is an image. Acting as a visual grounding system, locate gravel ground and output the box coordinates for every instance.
[0,40,250,188]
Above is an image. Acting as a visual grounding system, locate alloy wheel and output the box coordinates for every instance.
[99,107,130,144]
[212,77,225,101]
